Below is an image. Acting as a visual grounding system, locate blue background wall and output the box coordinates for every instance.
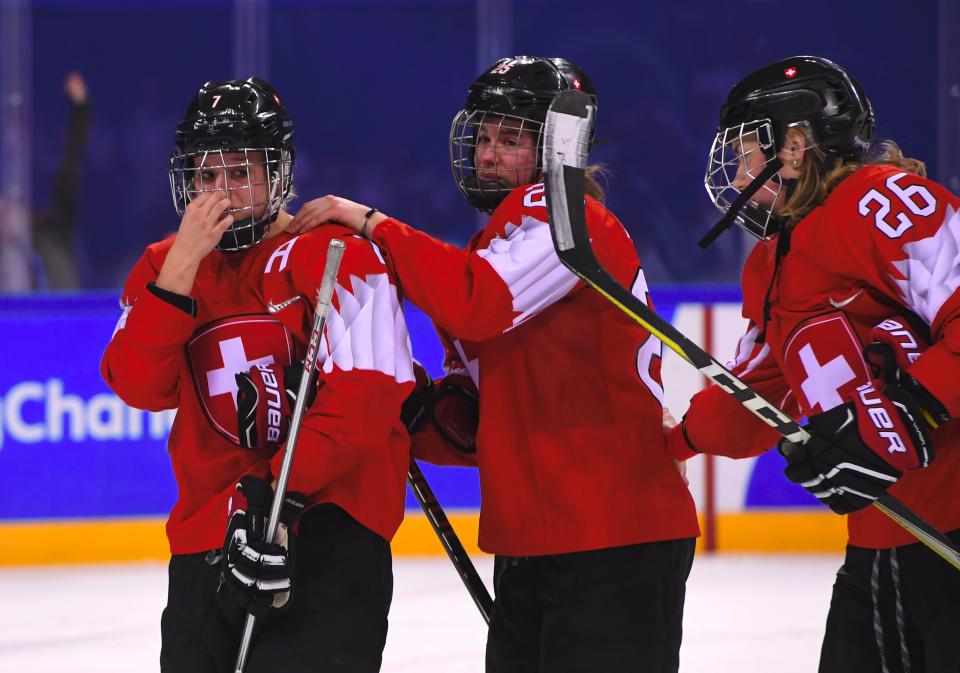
[26,0,940,288]
[0,289,816,521]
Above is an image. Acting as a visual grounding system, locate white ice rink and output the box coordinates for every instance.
[0,553,841,672]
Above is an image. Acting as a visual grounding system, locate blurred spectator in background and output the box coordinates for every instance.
[31,71,90,289]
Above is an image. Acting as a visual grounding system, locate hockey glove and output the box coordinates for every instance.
[781,381,935,515]
[864,317,950,427]
[433,371,479,454]
[401,361,434,434]
[235,361,317,451]
[218,475,307,618]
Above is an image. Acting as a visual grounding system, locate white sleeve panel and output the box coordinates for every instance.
[891,205,960,326]
[319,273,414,383]
[476,214,580,329]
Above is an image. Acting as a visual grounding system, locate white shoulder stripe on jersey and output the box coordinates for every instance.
[319,272,414,383]
[891,205,960,326]
[476,214,579,329]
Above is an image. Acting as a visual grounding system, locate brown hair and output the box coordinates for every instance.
[584,163,609,202]
[779,136,926,229]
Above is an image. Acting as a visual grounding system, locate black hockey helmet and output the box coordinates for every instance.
[450,56,598,212]
[702,56,875,244]
[169,77,295,252]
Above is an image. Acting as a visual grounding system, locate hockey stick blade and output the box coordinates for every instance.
[408,459,492,624]
[543,90,960,571]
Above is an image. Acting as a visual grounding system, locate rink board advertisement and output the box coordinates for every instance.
[0,290,842,564]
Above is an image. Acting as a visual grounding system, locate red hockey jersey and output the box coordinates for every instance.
[374,183,700,556]
[102,226,414,555]
[672,165,960,548]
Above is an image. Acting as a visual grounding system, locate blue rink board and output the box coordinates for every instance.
[0,287,811,521]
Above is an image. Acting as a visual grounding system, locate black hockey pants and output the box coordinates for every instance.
[819,529,960,673]
[159,503,393,673]
[486,537,696,673]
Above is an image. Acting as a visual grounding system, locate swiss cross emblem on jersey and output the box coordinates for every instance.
[784,66,797,79]
[781,312,872,415]
[187,315,295,443]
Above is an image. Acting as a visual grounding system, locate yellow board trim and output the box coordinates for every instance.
[0,510,846,565]
[0,517,170,565]
[705,510,847,553]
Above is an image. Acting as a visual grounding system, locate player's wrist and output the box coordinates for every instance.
[666,417,699,462]
[156,250,200,297]
[360,209,388,238]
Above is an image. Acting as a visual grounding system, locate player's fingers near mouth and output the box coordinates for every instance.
[206,197,232,222]
[212,214,234,239]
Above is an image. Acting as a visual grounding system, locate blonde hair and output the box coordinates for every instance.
[585,164,609,202]
[780,137,926,229]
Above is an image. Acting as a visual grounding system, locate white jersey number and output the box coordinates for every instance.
[522,183,546,209]
[858,172,937,239]
[630,270,664,404]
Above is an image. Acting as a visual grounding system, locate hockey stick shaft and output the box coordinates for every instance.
[234,239,346,673]
[407,458,493,624]
[543,90,960,571]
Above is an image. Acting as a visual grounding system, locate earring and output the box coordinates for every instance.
[791,159,799,167]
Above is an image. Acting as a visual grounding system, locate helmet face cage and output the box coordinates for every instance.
[450,108,544,212]
[169,146,293,252]
[705,119,790,241]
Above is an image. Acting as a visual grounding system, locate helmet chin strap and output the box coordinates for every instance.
[699,157,784,249]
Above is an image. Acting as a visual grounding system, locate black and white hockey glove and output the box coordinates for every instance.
[780,381,933,514]
[218,476,307,617]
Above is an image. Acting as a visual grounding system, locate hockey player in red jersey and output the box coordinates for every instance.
[671,56,960,672]
[101,77,414,673]
[288,56,699,673]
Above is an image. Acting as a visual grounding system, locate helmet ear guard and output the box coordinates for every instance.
[169,77,295,252]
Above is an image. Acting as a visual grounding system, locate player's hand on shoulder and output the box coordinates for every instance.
[287,195,388,237]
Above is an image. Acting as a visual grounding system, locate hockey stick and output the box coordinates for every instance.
[407,458,493,624]
[234,239,346,673]
[542,89,960,572]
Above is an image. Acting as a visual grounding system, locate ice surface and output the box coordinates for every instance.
[0,553,840,672]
